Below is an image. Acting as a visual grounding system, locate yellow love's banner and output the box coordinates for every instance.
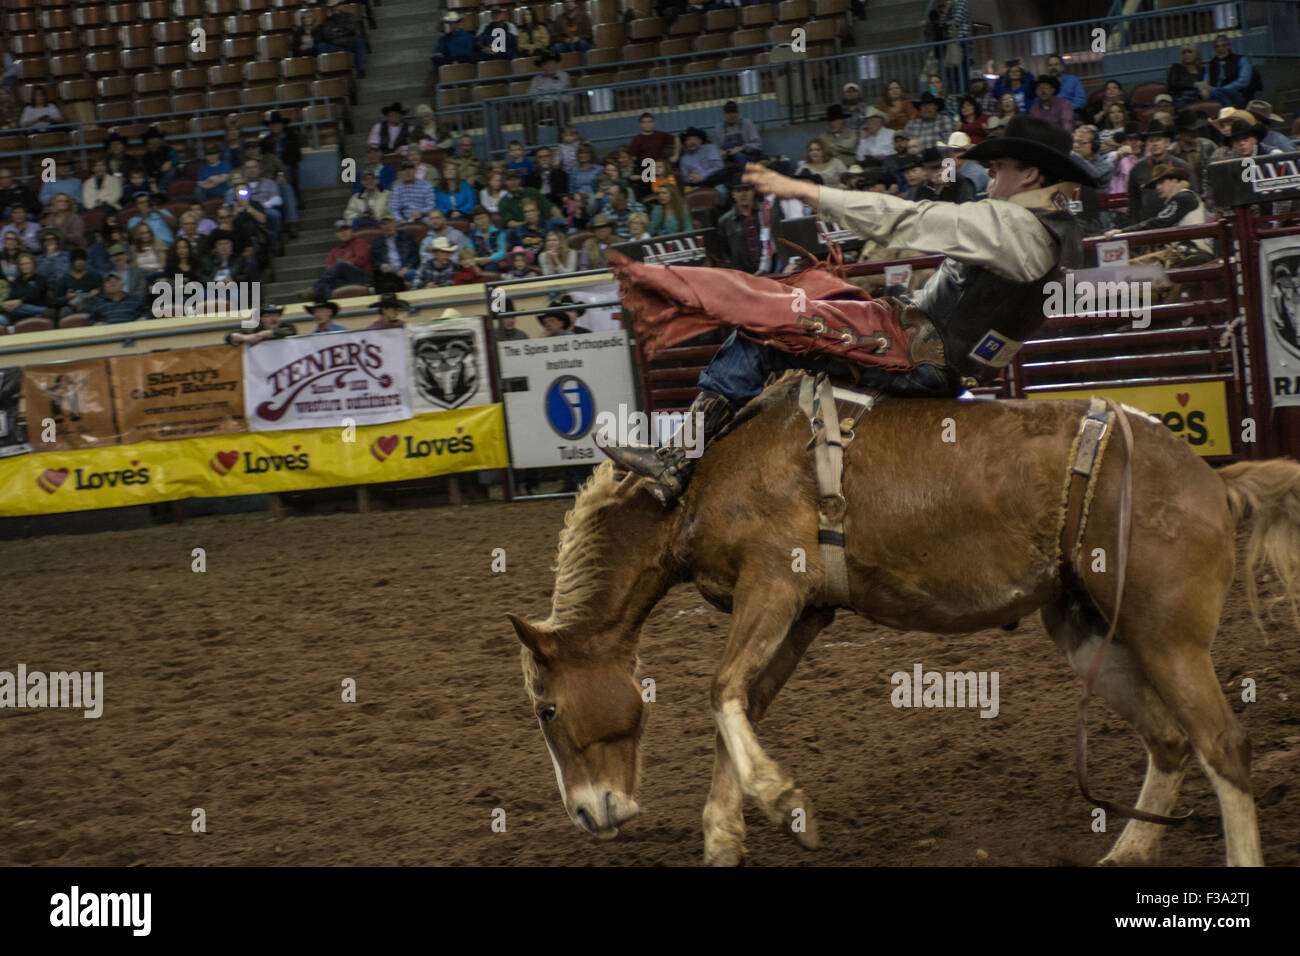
[1028,381,1232,456]
[0,404,507,517]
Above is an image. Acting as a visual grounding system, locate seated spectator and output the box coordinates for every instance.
[164,236,202,283]
[841,81,866,126]
[418,209,468,263]
[449,135,483,187]
[198,229,259,293]
[128,224,167,281]
[1044,54,1086,112]
[0,167,33,216]
[366,293,410,329]
[528,53,572,125]
[452,245,485,285]
[34,230,69,284]
[227,302,296,344]
[953,96,989,146]
[796,140,846,185]
[944,131,990,197]
[819,104,859,168]
[553,0,593,53]
[121,168,151,205]
[477,6,518,60]
[557,125,582,172]
[391,161,438,223]
[39,161,81,209]
[1071,125,1114,194]
[903,92,955,150]
[1027,75,1074,132]
[494,313,529,340]
[434,164,477,218]
[41,194,85,249]
[1127,119,1190,222]
[355,144,398,195]
[260,112,301,194]
[966,72,998,115]
[538,230,577,275]
[579,213,615,270]
[857,107,896,160]
[650,183,691,235]
[714,101,763,169]
[498,171,546,228]
[1245,100,1295,153]
[479,169,506,213]
[140,127,179,191]
[467,205,507,272]
[679,128,726,189]
[876,80,918,131]
[51,250,101,317]
[540,309,575,336]
[625,211,652,243]
[509,198,560,256]
[916,147,974,202]
[517,7,551,57]
[290,6,321,56]
[0,230,22,279]
[106,242,148,295]
[1109,122,1145,196]
[0,252,47,325]
[505,140,535,180]
[370,103,411,151]
[1166,44,1206,110]
[86,272,147,326]
[19,87,61,131]
[1,204,40,251]
[315,0,367,74]
[344,171,391,229]
[432,11,477,68]
[411,104,446,151]
[716,181,765,273]
[416,236,459,288]
[314,220,372,297]
[370,215,419,290]
[504,246,538,279]
[631,113,679,169]
[403,142,434,179]
[1090,80,1131,127]
[569,144,601,202]
[304,298,345,333]
[991,60,1035,112]
[593,182,645,239]
[526,146,569,209]
[1097,102,1131,152]
[1201,35,1260,109]
[127,193,175,246]
[196,142,233,201]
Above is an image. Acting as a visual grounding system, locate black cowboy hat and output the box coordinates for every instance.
[309,297,340,316]
[1033,74,1061,94]
[538,310,572,328]
[208,229,236,244]
[962,114,1098,187]
[1144,117,1175,138]
[920,146,945,168]
[1174,109,1211,134]
[898,153,923,170]
[267,111,286,125]
[682,126,709,142]
[142,126,164,142]
[913,91,945,108]
[1225,117,1268,143]
[1120,119,1145,140]
[549,291,586,317]
[260,303,284,316]
[826,104,846,121]
[368,292,411,311]
[381,102,405,115]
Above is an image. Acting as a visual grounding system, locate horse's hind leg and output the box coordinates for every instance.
[710,585,829,852]
[1042,596,1192,865]
[704,605,835,866]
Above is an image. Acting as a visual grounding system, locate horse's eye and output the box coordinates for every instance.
[540,705,557,723]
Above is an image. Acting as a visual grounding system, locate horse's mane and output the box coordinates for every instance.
[546,459,626,627]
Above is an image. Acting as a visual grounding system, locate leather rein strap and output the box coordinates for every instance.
[1064,398,1191,827]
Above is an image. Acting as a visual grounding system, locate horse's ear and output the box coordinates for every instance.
[507,613,556,660]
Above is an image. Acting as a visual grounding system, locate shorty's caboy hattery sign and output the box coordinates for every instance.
[241,327,413,431]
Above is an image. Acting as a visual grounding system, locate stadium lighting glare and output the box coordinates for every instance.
[587,88,613,113]
[856,54,880,81]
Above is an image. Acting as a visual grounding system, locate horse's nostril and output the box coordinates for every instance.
[575,807,594,833]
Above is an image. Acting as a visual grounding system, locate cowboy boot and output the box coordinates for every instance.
[599,389,734,504]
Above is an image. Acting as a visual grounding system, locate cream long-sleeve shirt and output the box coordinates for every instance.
[817,184,1063,282]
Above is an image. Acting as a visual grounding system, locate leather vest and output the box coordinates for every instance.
[909,206,1083,384]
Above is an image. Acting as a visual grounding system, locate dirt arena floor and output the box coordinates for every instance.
[1,495,1297,867]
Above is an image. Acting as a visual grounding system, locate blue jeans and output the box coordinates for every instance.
[278,182,298,225]
[1,303,45,325]
[318,37,366,70]
[1210,87,1246,108]
[316,261,370,295]
[554,40,590,53]
[697,329,962,406]
[196,185,230,202]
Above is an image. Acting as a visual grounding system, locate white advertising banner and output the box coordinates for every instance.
[497,330,637,469]
[560,282,622,332]
[1258,236,1300,408]
[241,328,413,431]
[406,317,493,413]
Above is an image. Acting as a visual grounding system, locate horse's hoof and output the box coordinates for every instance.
[778,787,820,850]
[704,838,747,867]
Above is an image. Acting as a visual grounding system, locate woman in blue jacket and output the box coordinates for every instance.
[435,165,478,216]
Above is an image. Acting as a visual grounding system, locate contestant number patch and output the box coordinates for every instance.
[969,330,1021,368]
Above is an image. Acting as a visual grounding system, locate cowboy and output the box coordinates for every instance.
[226,303,296,345]
[1027,74,1073,132]
[1244,99,1295,153]
[1105,164,1215,264]
[820,105,859,166]
[432,10,477,68]
[366,293,410,328]
[369,103,411,151]
[944,130,989,197]
[1126,118,1190,223]
[310,296,346,333]
[600,115,1091,504]
[1169,110,1217,202]
[417,235,459,288]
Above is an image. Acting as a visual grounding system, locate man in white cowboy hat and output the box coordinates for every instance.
[602,115,1094,504]
[856,107,895,162]
[432,10,476,68]
[943,129,989,196]
[1245,99,1295,153]
[417,235,459,289]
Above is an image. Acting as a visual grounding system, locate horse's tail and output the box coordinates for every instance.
[1218,458,1300,634]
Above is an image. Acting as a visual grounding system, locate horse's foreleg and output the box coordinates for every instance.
[710,591,829,850]
[703,605,835,866]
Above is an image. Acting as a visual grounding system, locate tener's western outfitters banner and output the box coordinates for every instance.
[0,405,507,517]
[1029,381,1231,456]
[241,328,413,432]
[110,346,246,444]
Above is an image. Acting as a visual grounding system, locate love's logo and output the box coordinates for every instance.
[209,450,239,476]
[370,435,400,462]
[36,468,68,494]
